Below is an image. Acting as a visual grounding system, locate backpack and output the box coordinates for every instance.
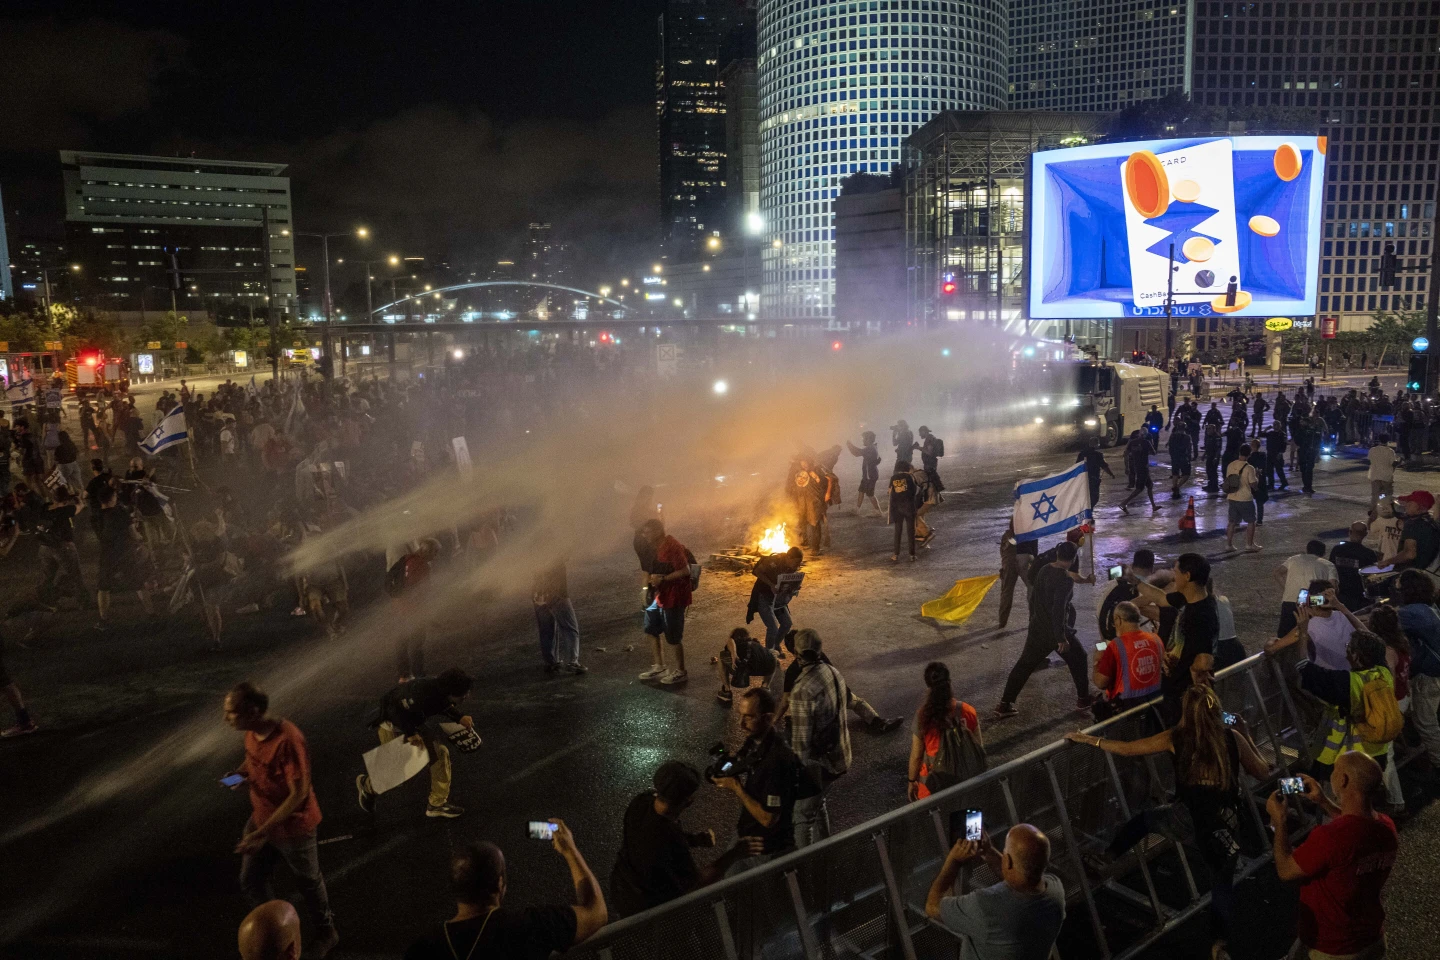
[1223,463,1246,494]
[1353,668,1404,744]
[931,437,945,458]
[922,711,988,793]
[684,547,701,591]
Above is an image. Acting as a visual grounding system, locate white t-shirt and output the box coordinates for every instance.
[1368,444,1396,482]
[1281,553,1338,603]
[1306,612,1355,670]
[1225,460,1258,502]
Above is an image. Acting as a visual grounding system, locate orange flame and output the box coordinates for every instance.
[757,523,789,555]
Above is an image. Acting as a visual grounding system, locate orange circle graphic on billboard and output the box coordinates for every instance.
[1182,237,1215,262]
[1172,179,1202,203]
[1211,290,1252,314]
[1125,150,1170,218]
[1249,215,1281,237]
[1274,143,1303,181]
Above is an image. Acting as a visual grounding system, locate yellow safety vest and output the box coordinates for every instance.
[1315,665,1393,766]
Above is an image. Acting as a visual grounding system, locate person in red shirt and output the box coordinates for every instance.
[636,520,694,685]
[391,538,439,682]
[906,662,982,801]
[224,682,339,958]
[1091,601,1165,721]
[1267,751,1396,960]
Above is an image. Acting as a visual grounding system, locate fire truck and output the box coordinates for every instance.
[65,350,132,397]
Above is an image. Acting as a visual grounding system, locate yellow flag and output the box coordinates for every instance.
[920,574,1001,623]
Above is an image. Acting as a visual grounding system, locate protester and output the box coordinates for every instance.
[389,538,439,683]
[1367,604,1413,810]
[714,627,778,707]
[1068,684,1271,960]
[907,662,983,801]
[891,419,914,466]
[223,683,338,958]
[609,761,757,917]
[533,559,584,675]
[94,484,154,629]
[1267,753,1396,960]
[888,459,920,562]
[915,425,946,500]
[1274,541,1338,638]
[402,828,607,959]
[356,668,475,820]
[747,546,803,652]
[1367,435,1396,507]
[237,900,301,960]
[1075,436,1115,508]
[1129,553,1218,719]
[996,521,1038,630]
[845,432,883,515]
[1222,444,1262,552]
[1267,583,1362,671]
[1097,549,1160,640]
[1265,419,1289,491]
[1393,570,1440,771]
[784,629,851,848]
[1296,630,1400,778]
[777,629,901,734]
[995,541,1094,719]
[1330,522,1381,612]
[1375,490,1440,572]
[637,519,695,685]
[1202,420,1223,493]
[713,687,808,874]
[0,615,37,737]
[924,824,1065,960]
[1119,430,1157,515]
[1166,421,1192,499]
[1091,601,1164,720]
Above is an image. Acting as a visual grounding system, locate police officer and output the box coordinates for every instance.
[1091,601,1164,721]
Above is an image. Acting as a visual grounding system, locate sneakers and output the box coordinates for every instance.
[1075,694,1099,713]
[716,688,734,706]
[1,720,39,738]
[305,925,340,959]
[660,669,689,685]
[993,702,1019,720]
[868,716,904,734]
[426,801,464,819]
[638,664,666,680]
[567,662,588,675]
[356,774,376,815]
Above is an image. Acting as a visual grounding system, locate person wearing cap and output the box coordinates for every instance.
[608,761,760,917]
[846,431,883,515]
[784,628,853,848]
[915,426,946,501]
[1377,490,1440,573]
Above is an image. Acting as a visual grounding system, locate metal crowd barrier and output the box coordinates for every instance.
[567,651,1316,960]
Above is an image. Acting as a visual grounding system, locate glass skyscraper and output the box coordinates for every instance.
[757,0,1005,319]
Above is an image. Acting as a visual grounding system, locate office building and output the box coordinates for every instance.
[721,22,762,235]
[905,110,1105,340]
[1189,0,1439,332]
[1007,0,1192,112]
[0,185,12,302]
[659,0,747,262]
[834,175,906,326]
[523,223,567,284]
[60,150,295,317]
[757,0,1006,320]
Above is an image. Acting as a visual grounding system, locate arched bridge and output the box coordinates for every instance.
[372,281,628,316]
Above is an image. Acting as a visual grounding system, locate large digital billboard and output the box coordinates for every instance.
[1029,135,1325,320]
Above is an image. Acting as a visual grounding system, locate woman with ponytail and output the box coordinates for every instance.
[906,662,981,802]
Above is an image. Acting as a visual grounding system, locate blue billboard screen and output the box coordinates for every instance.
[1029,135,1325,320]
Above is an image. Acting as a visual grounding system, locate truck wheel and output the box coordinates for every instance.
[1102,420,1121,447]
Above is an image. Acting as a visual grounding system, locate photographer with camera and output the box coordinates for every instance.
[609,761,761,917]
[712,687,811,876]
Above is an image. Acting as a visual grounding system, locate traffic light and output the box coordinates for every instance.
[940,272,957,296]
[1406,353,1427,393]
[1380,243,1398,288]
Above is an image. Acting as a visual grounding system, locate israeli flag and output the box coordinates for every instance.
[5,378,35,407]
[140,404,189,455]
[1013,461,1092,543]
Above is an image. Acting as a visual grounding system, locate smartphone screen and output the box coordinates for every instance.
[1279,777,1305,796]
[1297,589,1309,606]
[1108,564,1124,580]
[965,809,983,842]
[1309,593,1327,607]
[1222,712,1237,726]
[527,821,558,841]
[1094,641,1108,652]
[219,773,246,788]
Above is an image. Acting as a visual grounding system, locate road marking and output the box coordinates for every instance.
[328,832,411,881]
[503,731,605,785]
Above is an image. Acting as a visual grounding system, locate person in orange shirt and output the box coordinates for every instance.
[1092,601,1165,721]
[907,662,982,801]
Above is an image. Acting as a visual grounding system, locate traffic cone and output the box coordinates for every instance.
[1179,496,1198,540]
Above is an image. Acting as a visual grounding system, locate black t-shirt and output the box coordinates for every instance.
[403,905,578,960]
[750,554,788,601]
[1162,592,1218,698]
[1098,579,1140,640]
[1027,564,1074,648]
[86,472,113,508]
[887,472,917,516]
[733,639,777,686]
[735,729,804,855]
[1399,516,1440,571]
[36,504,77,548]
[97,505,134,562]
[609,791,699,917]
[1330,540,1380,609]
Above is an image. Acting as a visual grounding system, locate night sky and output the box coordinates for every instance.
[1,1,673,278]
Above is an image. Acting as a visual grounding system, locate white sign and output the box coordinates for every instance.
[452,436,472,475]
[656,344,678,379]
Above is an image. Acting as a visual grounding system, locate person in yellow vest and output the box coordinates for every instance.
[1297,629,1403,779]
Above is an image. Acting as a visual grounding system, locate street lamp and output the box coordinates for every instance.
[287,226,369,378]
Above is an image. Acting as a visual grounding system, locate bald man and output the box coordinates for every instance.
[925,823,1065,960]
[1267,752,1397,960]
[238,900,300,960]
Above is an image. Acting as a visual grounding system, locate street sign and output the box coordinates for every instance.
[0,342,8,352]
[1264,318,1293,332]
[146,341,162,349]
[1413,337,1430,353]
[174,341,187,349]
[656,343,678,379]
[1321,317,1338,339]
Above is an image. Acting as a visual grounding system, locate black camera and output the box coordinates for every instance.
[704,742,744,781]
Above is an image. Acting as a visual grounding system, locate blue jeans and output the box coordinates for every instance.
[535,598,581,666]
[794,789,830,849]
[756,601,793,651]
[238,822,334,932]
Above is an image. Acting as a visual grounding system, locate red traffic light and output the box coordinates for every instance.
[831,340,843,351]
[941,281,957,295]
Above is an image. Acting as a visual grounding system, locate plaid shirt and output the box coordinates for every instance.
[787,659,852,775]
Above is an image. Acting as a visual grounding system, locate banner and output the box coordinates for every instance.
[1012,461,1092,543]
[140,405,189,455]
[920,575,1000,623]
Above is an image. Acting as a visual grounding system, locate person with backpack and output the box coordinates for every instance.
[388,538,439,683]
[907,661,984,801]
[1299,630,1402,779]
[1067,685,1273,960]
[887,460,920,563]
[784,629,851,848]
[636,519,696,686]
[915,426,945,501]
[1222,444,1261,552]
[845,432,883,515]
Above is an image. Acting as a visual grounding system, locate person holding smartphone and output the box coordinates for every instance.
[1266,581,1363,668]
[924,823,1066,960]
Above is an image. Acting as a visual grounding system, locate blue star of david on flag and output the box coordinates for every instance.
[1030,492,1059,523]
[1012,460,1092,543]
